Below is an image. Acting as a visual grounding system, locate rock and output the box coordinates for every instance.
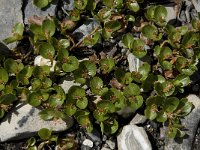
[86,129,102,143]
[59,76,80,94]
[106,139,116,150]
[83,139,94,148]
[164,94,200,150]
[34,55,56,71]
[0,0,23,49]
[24,0,58,24]
[130,113,147,125]
[127,53,152,72]
[73,19,100,42]
[101,147,111,150]
[164,4,177,22]
[117,125,152,150]
[117,106,135,118]
[62,0,74,11]
[0,103,73,142]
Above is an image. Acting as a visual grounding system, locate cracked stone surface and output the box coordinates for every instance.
[0,0,23,49]
[0,103,73,142]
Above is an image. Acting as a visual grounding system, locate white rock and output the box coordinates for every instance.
[117,125,152,150]
[34,55,56,71]
[128,53,142,72]
[164,4,177,22]
[130,114,147,125]
[0,103,73,142]
[83,139,94,148]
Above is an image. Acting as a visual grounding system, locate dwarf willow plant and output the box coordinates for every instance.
[1,0,198,139]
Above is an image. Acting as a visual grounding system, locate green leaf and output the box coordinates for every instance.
[49,94,64,107]
[154,5,167,25]
[104,20,121,32]
[164,97,179,113]
[99,58,115,74]
[146,95,165,106]
[58,39,70,48]
[131,39,146,58]
[17,66,33,85]
[33,66,50,79]
[90,76,104,95]
[0,109,5,119]
[103,0,123,8]
[142,24,158,40]
[62,56,79,72]
[155,81,175,97]
[27,92,42,107]
[125,15,135,22]
[156,111,167,122]
[68,86,86,100]
[128,95,143,110]
[182,32,197,48]
[115,68,133,84]
[103,118,119,134]
[145,5,156,20]
[4,58,23,74]
[167,127,177,138]
[39,109,54,120]
[42,18,56,37]
[0,94,17,105]
[33,0,49,8]
[76,97,88,109]
[39,43,55,59]
[122,33,134,49]
[96,8,111,21]
[26,137,36,147]
[93,109,109,122]
[142,74,157,92]
[124,83,140,97]
[38,128,52,140]
[0,68,8,84]
[144,106,157,120]
[65,104,77,116]
[127,1,140,12]
[174,74,190,87]
[176,98,192,116]
[138,62,151,81]
[70,9,80,21]
[83,31,100,46]
[96,100,115,113]
[13,23,24,36]
[74,0,88,10]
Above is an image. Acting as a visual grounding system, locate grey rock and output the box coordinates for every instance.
[86,129,102,143]
[117,125,152,150]
[0,103,73,142]
[24,0,58,24]
[130,114,147,125]
[73,19,100,42]
[164,4,177,22]
[128,53,142,72]
[164,94,200,150]
[62,0,74,11]
[0,0,23,49]
[101,147,111,150]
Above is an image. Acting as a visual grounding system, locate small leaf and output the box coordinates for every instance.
[0,109,5,119]
[164,97,180,113]
[131,39,146,58]
[0,68,8,84]
[99,58,115,73]
[65,104,77,116]
[167,127,177,138]
[174,74,190,87]
[90,76,104,95]
[0,94,17,105]
[74,0,88,10]
[144,106,157,120]
[39,43,55,59]
[156,111,167,122]
[38,128,52,140]
[62,56,79,72]
[42,18,56,37]
[58,39,70,48]
[122,33,134,49]
[127,1,140,12]
[142,24,158,40]
[154,5,167,25]
[33,0,49,8]
[76,97,88,109]
[27,92,42,107]
[124,83,140,97]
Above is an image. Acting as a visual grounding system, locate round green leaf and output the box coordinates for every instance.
[62,56,79,72]
[142,24,158,40]
[124,83,140,97]
[144,106,157,120]
[127,2,140,12]
[154,5,167,25]
[33,0,49,8]
[164,97,180,113]
[27,92,42,107]
[39,43,55,59]
[156,111,167,122]
[74,0,88,10]
[90,76,104,95]
[76,97,88,109]
[0,94,17,105]
[65,104,77,116]
[0,68,8,84]
[99,58,115,73]
[42,19,56,37]
[131,39,146,58]
[38,128,52,140]
[59,39,70,48]
[122,33,134,49]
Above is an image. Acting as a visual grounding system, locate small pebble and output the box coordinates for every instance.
[83,139,93,148]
